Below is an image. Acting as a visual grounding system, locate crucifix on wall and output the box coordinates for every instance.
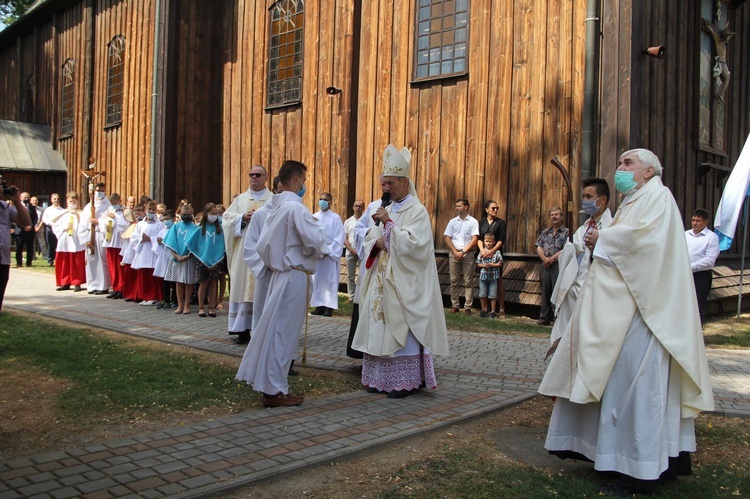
[701,17,734,103]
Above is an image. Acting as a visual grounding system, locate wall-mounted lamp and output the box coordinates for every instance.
[326,86,342,96]
[643,46,666,58]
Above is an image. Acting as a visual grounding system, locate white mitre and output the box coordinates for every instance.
[382,144,417,197]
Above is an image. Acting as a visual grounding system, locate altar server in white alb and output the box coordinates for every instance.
[130,201,165,305]
[78,182,111,294]
[223,165,273,344]
[101,193,131,300]
[352,145,449,399]
[546,177,613,358]
[309,192,345,317]
[236,160,329,408]
[539,149,714,496]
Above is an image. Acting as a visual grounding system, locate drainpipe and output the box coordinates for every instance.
[149,0,164,199]
[581,0,601,187]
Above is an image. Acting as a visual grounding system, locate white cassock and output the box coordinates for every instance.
[152,226,171,278]
[546,209,613,357]
[539,177,714,481]
[223,187,273,334]
[53,211,86,252]
[352,195,450,392]
[236,191,328,395]
[310,209,345,309]
[130,219,165,270]
[79,197,112,291]
[242,195,278,331]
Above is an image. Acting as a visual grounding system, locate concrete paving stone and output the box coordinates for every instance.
[58,474,89,487]
[2,459,35,471]
[178,474,219,490]
[125,476,168,493]
[17,480,59,496]
[137,489,165,499]
[5,478,31,489]
[49,486,82,499]
[31,452,71,465]
[105,485,134,498]
[246,459,277,472]
[53,464,94,478]
[75,478,119,495]
[130,468,159,480]
[156,483,188,496]
[81,470,107,481]
[27,472,57,484]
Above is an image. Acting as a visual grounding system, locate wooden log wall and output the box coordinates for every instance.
[355,0,586,254]
[599,1,750,255]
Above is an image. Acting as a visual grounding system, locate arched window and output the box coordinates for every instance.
[106,35,126,127]
[60,58,75,138]
[267,0,304,108]
[413,0,469,81]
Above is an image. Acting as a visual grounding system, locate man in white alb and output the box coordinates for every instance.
[310,192,345,317]
[685,208,720,326]
[79,182,111,294]
[223,165,273,344]
[41,193,65,266]
[352,145,450,398]
[539,149,714,495]
[236,160,328,407]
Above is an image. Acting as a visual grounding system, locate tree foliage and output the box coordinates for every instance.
[1,0,36,27]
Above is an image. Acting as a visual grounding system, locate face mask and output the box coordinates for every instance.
[146,212,156,220]
[614,170,638,195]
[69,203,78,210]
[157,214,163,221]
[136,214,145,221]
[111,204,121,211]
[95,191,106,200]
[581,197,601,216]
[164,220,174,228]
[218,215,223,223]
[296,181,306,198]
[22,199,30,204]
[206,215,218,223]
[318,200,329,210]
[181,214,194,222]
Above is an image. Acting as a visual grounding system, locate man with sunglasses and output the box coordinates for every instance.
[223,165,272,344]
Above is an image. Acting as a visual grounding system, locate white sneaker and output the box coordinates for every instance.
[140,300,157,306]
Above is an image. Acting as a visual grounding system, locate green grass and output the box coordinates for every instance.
[14,254,55,273]
[0,313,361,422]
[703,313,750,348]
[372,422,750,498]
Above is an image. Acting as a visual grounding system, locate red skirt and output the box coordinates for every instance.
[106,247,124,292]
[55,251,86,286]
[136,268,163,301]
[121,263,139,300]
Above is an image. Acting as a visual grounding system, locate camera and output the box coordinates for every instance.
[0,175,17,197]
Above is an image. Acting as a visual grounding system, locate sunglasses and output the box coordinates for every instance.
[489,207,498,210]
[248,173,265,178]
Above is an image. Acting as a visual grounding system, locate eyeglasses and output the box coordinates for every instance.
[248,173,265,178]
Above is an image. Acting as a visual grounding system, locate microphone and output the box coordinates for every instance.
[374,192,392,226]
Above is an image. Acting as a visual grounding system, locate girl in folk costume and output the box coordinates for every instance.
[130,201,165,305]
[51,192,87,291]
[119,204,144,302]
[163,204,199,314]
[215,204,228,310]
[186,203,226,318]
[100,193,130,299]
[153,209,177,309]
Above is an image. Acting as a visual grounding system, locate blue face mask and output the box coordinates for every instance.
[164,220,174,228]
[111,204,121,211]
[296,182,306,198]
[146,212,156,220]
[318,200,329,210]
[614,168,644,195]
[581,197,601,216]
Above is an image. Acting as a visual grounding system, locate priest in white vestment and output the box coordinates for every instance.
[310,192,345,317]
[539,149,714,495]
[236,160,329,408]
[352,145,450,398]
[223,165,273,344]
[547,177,613,358]
[78,182,111,294]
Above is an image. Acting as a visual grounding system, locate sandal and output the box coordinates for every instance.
[174,308,184,314]
[183,308,191,315]
[198,309,207,318]
[208,308,216,318]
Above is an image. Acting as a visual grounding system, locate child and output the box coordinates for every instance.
[153,209,176,309]
[51,192,86,291]
[101,193,130,299]
[476,233,503,318]
[120,204,145,302]
[130,201,165,305]
[163,203,199,314]
[186,203,226,318]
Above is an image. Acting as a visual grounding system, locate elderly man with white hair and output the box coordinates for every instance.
[539,148,714,495]
[352,145,449,398]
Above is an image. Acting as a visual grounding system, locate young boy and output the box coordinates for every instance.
[476,233,503,318]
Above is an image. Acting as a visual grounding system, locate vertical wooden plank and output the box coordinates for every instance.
[465,0,490,219]
[543,0,565,221]
[569,0,586,196]
[598,0,620,185]
[529,0,548,243]
[373,0,393,188]
[355,0,378,202]
[314,0,333,202]
[416,85,441,238]
[389,0,409,148]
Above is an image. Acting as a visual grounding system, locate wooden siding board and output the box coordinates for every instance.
[356,0,378,203]
[374,0,393,196]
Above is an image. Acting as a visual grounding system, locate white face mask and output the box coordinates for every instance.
[95,191,106,200]
[207,215,218,224]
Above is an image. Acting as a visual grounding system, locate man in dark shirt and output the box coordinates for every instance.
[15,192,38,268]
[535,206,569,325]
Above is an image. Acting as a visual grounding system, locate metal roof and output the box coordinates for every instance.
[0,120,67,173]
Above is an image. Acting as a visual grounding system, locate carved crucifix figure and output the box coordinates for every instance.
[702,18,734,103]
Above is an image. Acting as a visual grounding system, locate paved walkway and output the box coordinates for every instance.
[1,268,748,498]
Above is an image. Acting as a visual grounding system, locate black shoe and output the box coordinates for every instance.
[323,307,333,317]
[310,307,325,316]
[94,290,109,295]
[288,368,298,376]
[365,387,380,393]
[88,290,96,294]
[125,298,135,302]
[111,291,123,299]
[235,331,251,345]
[106,291,117,299]
[74,285,83,292]
[387,389,415,399]
[56,285,71,291]
[536,319,551,325]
